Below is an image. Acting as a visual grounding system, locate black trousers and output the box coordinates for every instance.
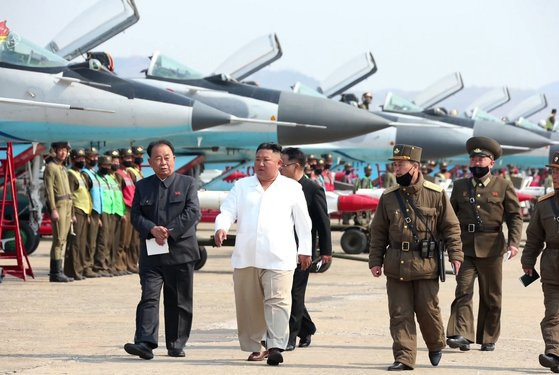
[289,265,317,345]
[134,261,195,350]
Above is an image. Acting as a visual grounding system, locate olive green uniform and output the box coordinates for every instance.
[382,171,397,188]
[447,175,522,344]
[65,168,92,278]
[44,161,72,261]
[522,191,559,357]
[126,166,143,272]
[369,174,463,368]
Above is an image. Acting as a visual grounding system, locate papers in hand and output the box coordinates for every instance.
[146,238,169,256]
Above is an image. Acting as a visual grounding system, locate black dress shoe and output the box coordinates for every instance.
[267,348,284,366]
[387,361,413,371]
[428,351,442,366]
[446,335,470,351]
[298,334,312,348]
[539,353,559,368]
[124,342,154,360]
[480,343,495,351]
[285,343,295,351]
[168,349,185,357]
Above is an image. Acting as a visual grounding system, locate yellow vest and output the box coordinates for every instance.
[126,167,143,182]
[68,169,92,214]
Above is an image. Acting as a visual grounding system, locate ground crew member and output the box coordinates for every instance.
[106,150,126,275]
[354,165,374,191]
[522,152,559,372]
[81,147,103,278]
[115,148,136,275]
[382,163,397,188]
[64,148,92,280]
[446,136,522,352]
[125,145,145,273]
[44,141,74,283]
[369,144,463,371]
[93,155,116,276]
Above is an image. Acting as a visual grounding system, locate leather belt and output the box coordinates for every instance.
[55,194,72,201]
[461,224,502,233]
[391,242,420,252]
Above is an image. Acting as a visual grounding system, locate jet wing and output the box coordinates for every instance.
[318,52,377,98]
[507,94,548,122]
[212,33,282,81]
[413,72,464,109]
[465,87,510,116]
[45,0,139,60]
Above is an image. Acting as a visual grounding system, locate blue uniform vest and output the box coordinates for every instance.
[81,168,103,214]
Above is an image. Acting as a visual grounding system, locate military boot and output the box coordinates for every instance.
[49,260,74,282]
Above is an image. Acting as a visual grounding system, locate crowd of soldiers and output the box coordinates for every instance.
[43,141,145,282]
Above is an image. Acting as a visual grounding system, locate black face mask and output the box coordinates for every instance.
[87,159,97,167]
[98,167,110,175]
[469,166,490,179]
[324,164,332,170]
[111,164,118,172]
[74,161,85,169]
[134,157,143,165]
[123,160,133,168]
[314,168,323,175]
[396,167,415,186]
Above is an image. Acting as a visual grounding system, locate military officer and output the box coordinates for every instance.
[44,141,74,282]
[64,148,92,280]
[522,152,559,372]
[93,155,117,276]
[369,144,463,371]
[115,148,136,275]
[446,136,522,352]
[105,150,126,275]
[81,147,103,278]
[125,145,145,273]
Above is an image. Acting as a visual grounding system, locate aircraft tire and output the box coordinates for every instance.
[340,227,368,254]
[195,246,208,270]
[2,221,39,256]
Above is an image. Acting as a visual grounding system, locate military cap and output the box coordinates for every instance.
[364,164,373,171]
[51,141,70,150]
[440,161,448,168]
[389,144,422,163]
[322,153,333,161]
[466,136,502,160]
[547,152,559,168]
[104,149,120,158]
[119,148,133,157]
[131,145,144,155]
[98,155,112,164]
[69,148,86,159]
[84,147,98,156]
[307,154,317,161]
[344,163,352,169]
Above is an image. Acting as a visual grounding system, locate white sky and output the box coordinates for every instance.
[1,0,556,91]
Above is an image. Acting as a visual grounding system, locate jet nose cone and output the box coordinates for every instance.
[276,92,390,145]
[191,101,233,131]
[396,126,472,159]
[474,121,553,149]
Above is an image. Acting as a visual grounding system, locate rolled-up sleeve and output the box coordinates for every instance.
[215,183,239,234]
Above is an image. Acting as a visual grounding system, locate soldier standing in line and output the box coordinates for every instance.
[64,148,92,280]
[44,141,74,283]
[115,148,136,275]
[369,144,463,371]
[106,150,126,276]
[81,147,103,278]
[125,145,145,273]
[521,152,559,372]
[446,137,522,352]
[93,155,116,277]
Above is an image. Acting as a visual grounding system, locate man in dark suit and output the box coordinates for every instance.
[280,147,332,351]
[124,139,201,360]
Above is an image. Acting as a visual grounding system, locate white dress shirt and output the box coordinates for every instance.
[215,174,312,270]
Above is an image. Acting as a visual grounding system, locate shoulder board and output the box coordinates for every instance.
[383,185,399,194]
[423,180,443,192]
[538,191,555,202]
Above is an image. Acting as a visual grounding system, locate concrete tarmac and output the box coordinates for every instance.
[0,223,550,374]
